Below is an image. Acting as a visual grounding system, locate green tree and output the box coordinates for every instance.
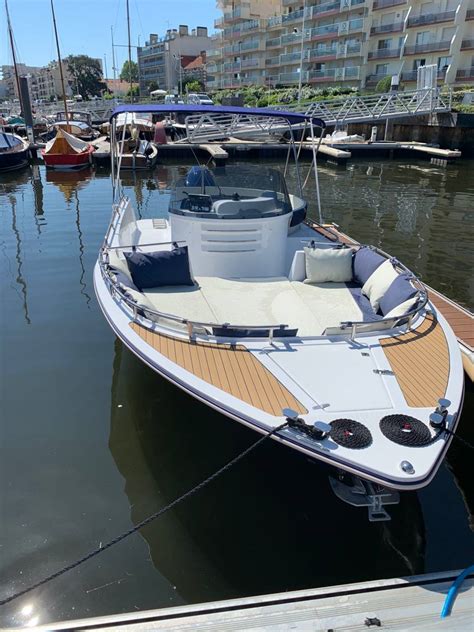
[183,79,204,93]
[147,80,159,93]
[126,85,140,97]
[65,54,106,98]
[120,60,139,83]
[376,75,392,93]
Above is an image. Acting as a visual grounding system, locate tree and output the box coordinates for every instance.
[126,85,139,97]
[376,75,392,93]
[147,80,159,93]
[120,60,139,83]
[183,79,204,93]
[65,54,106,98]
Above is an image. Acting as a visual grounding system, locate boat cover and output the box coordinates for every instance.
[44,128,90,154]
[0,132,25,151]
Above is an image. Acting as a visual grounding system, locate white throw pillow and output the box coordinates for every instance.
[385,296,419,319]
[304,247,353,283]
[362,259,398,311]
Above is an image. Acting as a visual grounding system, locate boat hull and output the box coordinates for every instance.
[41,145,94,169]
[0,148,29,172]
[93,263,464,492]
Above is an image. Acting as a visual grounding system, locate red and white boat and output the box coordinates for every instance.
[41,128,94,170]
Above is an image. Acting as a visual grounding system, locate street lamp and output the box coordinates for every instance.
[296,0,307,104]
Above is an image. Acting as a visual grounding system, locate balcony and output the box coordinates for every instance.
[265,56,280,67]
[370,22,404,35]
[279,71,309,84]
[310,23,340,39]
[311,1,340,17]
[266,37,281,48]
[372,0,406,9]
[310,46,338,59]
[207,49,222,58]
[308,66,360,82]
[223,61,241,73]
[368,47,401,59]
[456,67,474,80]
[461,40,474,50]
[214,16,225,28]
[400,68,447,81]
[241,58,262,69]
[365,73,388,85]
[280,51,309,64]
[406,11,456,28]
[404,41,451,55]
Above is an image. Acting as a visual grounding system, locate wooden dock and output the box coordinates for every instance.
[28,569,473,631]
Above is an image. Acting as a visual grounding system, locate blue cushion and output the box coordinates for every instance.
[379,274,418,317]
[212,326,298,338]
[124,246,194,290]
[353,247,385,285]
[346,284,383,322]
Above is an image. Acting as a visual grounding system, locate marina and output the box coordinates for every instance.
[1,0,473,626]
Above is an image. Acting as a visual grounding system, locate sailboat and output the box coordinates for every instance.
[2,0,30,172]
[95,104,465,520]
[41,0,94,169]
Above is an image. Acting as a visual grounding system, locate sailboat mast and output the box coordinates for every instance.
[5,0,23,114]
[126,0,133,102]
[50,0,70,132]
[111,26,117,82]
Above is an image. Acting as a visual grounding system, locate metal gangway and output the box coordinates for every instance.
[276,87,452,127]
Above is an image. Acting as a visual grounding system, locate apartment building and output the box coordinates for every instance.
[1,64,41,100]
[208,0,474,89]
[137,25,211,94]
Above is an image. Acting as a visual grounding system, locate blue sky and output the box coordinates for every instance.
[2,0,220,75]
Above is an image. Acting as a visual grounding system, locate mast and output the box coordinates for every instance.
[5,0,23,114]
[50,0,70,132]
[111,26,117,83]
[126,0,133,102]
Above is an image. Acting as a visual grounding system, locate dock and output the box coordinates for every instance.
[27,569,473,631]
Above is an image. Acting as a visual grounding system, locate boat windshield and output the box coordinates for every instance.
[169,165,292,216]
[55,111,90,123]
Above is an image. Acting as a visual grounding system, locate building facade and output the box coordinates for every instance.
[207,0,474,89]
[137,25,212,94]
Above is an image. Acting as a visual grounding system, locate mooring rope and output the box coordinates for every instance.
[0,421,289,607]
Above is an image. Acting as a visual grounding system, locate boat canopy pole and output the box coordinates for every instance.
[310,121,323,224]
[288,126,303,199]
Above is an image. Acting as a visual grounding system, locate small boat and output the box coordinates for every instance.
[51,110,98,140]
[41,128,94,169]
[95,105,465,519]
[116,136,158,170]
[0,130,30,172]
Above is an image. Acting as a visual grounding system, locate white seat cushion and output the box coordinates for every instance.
[144,285,218,323]
[304,247,353,283]
[362,259,398,312]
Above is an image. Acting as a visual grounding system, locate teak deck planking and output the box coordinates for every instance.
[130,323,308,417]
[380,315,450,408]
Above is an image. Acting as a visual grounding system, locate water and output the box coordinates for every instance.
[1,158,473,628]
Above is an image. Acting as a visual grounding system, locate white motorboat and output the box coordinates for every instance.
[94,105,464,519]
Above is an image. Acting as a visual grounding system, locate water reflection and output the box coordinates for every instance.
[7,193,31,325]
[45,169,93,306]
[109,340,426,602]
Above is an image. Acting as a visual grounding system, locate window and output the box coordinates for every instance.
[376,63,388,75]
[438,56,451,70]
[378,38,393,50]
[413,59,426,70]
[416,31,431,45]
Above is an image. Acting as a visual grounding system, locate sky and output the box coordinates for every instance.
[2,0,220,75]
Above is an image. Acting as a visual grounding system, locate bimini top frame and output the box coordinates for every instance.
[110,104,326,128]
[109,105,326,219]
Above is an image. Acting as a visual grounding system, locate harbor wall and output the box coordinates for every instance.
[340,113,474,156]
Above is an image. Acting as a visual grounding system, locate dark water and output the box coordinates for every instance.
[0,158,473,628]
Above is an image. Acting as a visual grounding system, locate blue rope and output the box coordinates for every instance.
[440,565,474,618]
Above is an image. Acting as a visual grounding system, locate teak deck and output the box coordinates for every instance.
[130,323,307,417]
[380,315,450,408]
